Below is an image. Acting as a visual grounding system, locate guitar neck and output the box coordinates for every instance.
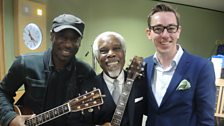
[16,88,103,126]
[25,103,71,126]
[111,78,134,126]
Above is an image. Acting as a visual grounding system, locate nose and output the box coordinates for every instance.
[107,49,116,57]
[64,39,73,47]
[161,29,170,37]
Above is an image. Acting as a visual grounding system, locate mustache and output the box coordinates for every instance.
[106,57,120,63]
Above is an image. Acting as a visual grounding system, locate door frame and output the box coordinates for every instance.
[0,0,5,80]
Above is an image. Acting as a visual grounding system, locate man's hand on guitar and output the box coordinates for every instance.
[9,114,34,126]
[102,122,111,126]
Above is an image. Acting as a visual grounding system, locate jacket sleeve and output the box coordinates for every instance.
[0,56,26,126]
[196,60,216,126]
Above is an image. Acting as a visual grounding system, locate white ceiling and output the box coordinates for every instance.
[33,0,224,12]
[157,0,224,12]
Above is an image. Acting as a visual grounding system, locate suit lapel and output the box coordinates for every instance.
[98,73,116,106]
[160,52,191,107]
[144,57,159,109]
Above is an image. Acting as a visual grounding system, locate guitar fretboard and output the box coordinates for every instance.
[111,78,134,126]
[25,103,70,126]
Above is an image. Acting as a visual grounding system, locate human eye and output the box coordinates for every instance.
[153,26,164,34]
[71,37,80,43]
[99,48,108,54]
[113,46,122,52]
[55,33,66,41]
[167,25,178,33]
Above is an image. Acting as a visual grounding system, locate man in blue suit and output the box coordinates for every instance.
[144,3,216,126]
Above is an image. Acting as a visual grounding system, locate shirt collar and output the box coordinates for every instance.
[173,44,183,66]
[153,44,184,67]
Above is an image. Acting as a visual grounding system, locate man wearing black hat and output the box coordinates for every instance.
[0,14,96,126]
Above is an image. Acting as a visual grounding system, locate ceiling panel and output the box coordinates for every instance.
[155,0,224,12]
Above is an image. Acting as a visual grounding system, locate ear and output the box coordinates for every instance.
[146,28,152,40]
[77,37,82,47]
[95,57,99,63]
[50,32,54,41]
[176,26,182,39]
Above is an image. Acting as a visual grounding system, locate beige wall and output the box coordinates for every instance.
[46,0,224,73]
[2,0,224,74]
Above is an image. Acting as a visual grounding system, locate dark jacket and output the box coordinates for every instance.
[93,72,147,126]
[0,48,96,126]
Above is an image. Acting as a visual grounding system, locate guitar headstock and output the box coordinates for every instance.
[68,88,104,112]
[126,56,144,80]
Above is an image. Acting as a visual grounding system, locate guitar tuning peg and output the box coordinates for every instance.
[88,108,93,112]
[85,91,88,93]
[98,106,101,110]
[81,110,84,115]
[101,95,106,98]
[138,74,143,78]
[78,93,81,96]
[93,87,96,90]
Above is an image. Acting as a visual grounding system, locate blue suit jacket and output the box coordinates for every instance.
[144,51,216,126]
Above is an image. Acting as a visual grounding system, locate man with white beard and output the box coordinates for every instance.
[92,31,147,126]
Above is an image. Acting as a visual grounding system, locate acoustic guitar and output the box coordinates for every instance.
[3,88,104,126]
[103,56,144,126]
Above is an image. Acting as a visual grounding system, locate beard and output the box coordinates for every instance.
[107,67,121,78]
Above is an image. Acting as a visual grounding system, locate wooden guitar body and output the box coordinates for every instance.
[14,105,33,115]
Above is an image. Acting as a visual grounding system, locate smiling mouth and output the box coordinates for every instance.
[161,40,172,44]
[106,60,120,71]
[107,61,119,66]
[106,60,121,72]
[62,50,72,56]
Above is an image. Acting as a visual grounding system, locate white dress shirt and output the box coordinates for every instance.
[103,70,125,95]
[152,45,183,106]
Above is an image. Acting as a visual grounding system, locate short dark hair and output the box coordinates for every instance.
[147,3,180,27]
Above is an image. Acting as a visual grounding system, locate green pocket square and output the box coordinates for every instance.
[176,79,191,90]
